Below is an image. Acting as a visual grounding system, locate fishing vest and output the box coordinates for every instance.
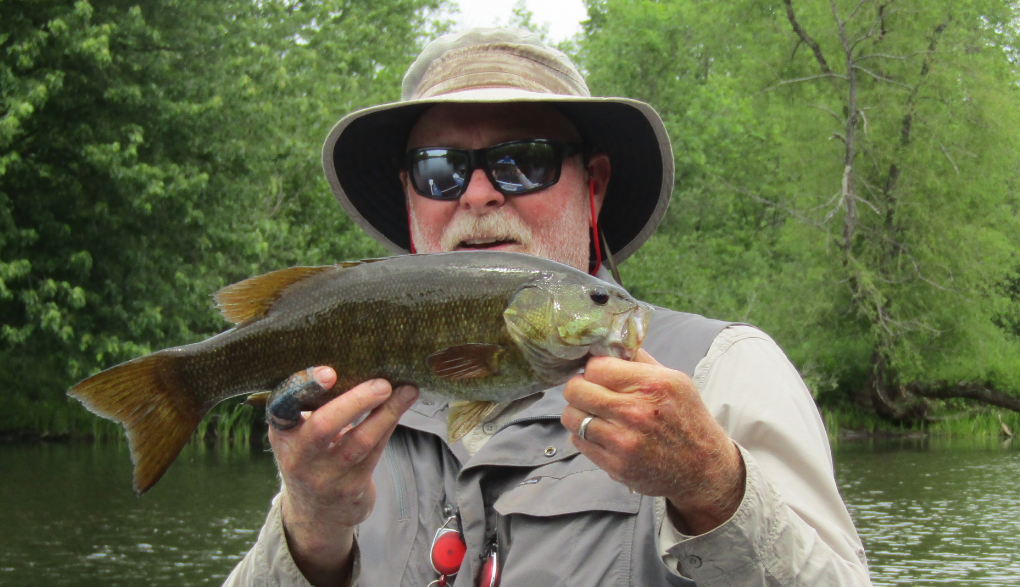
[362,307,731,586]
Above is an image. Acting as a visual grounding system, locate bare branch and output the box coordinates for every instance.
[908,381,1020,414]
[853,64,912,88]
[811,105,844,124]
[856,193,882,216]
[857,51,934,62]
[939,143,960,174]
[783,0,833,74]
[846,0,871,22]
[759,72,847,94]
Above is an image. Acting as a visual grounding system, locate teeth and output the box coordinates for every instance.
[462,237,512,246]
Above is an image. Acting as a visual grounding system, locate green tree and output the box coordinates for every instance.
[0,0,447,431]
[577,0,1020,418]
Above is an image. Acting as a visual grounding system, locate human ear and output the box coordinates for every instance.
[587,153,611,216]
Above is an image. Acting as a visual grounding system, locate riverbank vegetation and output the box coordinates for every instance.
[3,0,1020,440]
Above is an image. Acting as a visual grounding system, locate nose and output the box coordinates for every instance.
[459,168,505,212]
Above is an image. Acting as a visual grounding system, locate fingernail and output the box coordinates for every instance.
[397,385,418,403]
[370,379,391,395]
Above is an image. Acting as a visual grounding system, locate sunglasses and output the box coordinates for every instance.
[406,139,585,200]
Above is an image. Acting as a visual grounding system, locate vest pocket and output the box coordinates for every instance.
[493,454,641,586]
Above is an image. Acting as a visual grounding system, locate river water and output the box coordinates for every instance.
[1,439,1018,586]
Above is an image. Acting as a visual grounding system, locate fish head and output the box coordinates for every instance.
[504,273,652,380]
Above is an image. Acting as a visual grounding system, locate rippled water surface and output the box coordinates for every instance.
[834,439,1020,586]
[0,443,279,586]
[2,439,1019,585]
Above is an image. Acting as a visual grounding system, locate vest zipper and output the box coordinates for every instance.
[384,441,409,520]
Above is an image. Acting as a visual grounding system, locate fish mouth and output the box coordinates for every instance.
[593,303,652,361]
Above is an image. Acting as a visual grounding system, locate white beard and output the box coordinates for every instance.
[409,196,591,272]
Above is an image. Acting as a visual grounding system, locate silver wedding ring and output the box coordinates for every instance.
[578,415,595,441]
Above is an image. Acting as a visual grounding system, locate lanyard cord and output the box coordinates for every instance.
[589,177,602,276]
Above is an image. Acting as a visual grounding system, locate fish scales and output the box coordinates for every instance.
[162,262,525,406]
[68,251,651,494]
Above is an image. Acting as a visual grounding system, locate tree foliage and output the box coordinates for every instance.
[4,0,1020,431]
[0,0,446,427]
[577,0,1020,415]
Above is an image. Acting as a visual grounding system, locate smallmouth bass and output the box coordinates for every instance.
[68,252,651,494]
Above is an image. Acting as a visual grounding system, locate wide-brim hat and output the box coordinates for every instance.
[322,28,673,264]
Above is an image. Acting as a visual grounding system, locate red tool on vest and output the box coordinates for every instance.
[428,516,500,587]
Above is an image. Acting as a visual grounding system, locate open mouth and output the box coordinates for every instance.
[456,238,520,250]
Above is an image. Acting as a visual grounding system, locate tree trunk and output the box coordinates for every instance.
[906,381,1020,413]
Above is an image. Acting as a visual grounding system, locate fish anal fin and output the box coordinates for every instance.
[213,266,334,324]
[244,391,272,410]
[447,400,498,443]
[426,344,505,380]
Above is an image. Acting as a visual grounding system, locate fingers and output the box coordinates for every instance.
[311,366,338,390]
[330,385,418,467]
[582,354,662,395]
[562,403,615,448]
[563,373,646,423]
[300,378,395,444]
[632,348,662,366]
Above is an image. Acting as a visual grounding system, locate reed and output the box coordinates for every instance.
[195,398,263,447]
[1,396,265,447]
[821,404,1020,443]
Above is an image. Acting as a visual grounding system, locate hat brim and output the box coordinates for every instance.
[322,88,673,264]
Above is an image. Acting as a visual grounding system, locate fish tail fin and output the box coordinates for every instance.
[69,353,207,495]
[446,400,498,443]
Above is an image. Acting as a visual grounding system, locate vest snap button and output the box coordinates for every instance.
[686,555,702,569]
[544,446,557,457]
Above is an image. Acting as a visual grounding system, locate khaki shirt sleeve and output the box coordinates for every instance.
[223,493,361,587]
[655,325,872,586]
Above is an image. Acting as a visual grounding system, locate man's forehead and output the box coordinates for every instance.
[406,102,582,149]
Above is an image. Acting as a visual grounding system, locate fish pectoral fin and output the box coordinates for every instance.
[447,400,498,443]
[243,391,272,410]
[213,265,335,324]
[426,344,505,380]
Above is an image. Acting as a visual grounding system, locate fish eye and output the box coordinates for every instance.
[589,287,610,305]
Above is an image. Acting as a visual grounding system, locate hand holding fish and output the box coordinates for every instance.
[270,367,419,586]
[561,349,746,536]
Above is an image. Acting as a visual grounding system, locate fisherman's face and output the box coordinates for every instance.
[402,103,610,272]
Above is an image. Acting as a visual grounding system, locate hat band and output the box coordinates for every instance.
[414,44,590,99]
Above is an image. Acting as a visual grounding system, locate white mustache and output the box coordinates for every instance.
[440,211,534,251]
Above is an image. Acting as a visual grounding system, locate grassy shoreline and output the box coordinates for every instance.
[3,399,1017,445]
[821,405,1019,444]
[0,398,267,447]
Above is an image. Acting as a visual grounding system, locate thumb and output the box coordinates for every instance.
[632,348,662,366]
[311,366,338,390]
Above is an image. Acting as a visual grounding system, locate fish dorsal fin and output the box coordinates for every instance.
[427,344,505,380]
[447,400,498,443]
[213,266,335,324]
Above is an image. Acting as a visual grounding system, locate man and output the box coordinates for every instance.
[226,28,872,586]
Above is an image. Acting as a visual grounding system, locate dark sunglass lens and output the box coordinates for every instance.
[412,149,469,199]
[487,142,558,194]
